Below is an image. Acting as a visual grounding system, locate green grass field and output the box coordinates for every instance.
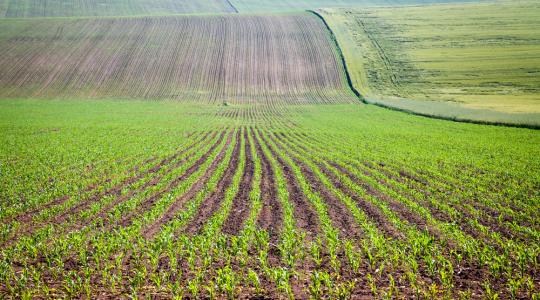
[321,1,540,125]
[0,0,539,298]
[0,0,236,17]
[230,0,475,12]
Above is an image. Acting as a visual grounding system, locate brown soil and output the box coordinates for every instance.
[141,130,233,239]
[184,130,242,235]
[2,153,162,226]
[322,162,404,240]
[367,161,529,245]
[258,131,321,237]
[252,131,283,240]
[269,133,362,240]
[371,161,533,240]
[72,131,217,232]
[115,131,226,231]
[1,152,181,247]
[222,130,255,235]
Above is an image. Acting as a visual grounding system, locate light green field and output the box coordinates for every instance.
[230,0,475,12]
[321,1,540,123]
[0,0,236,17]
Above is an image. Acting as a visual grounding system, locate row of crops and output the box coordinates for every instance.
[1,103,538,299]
[0,14,355,104]
[0,0,237,17]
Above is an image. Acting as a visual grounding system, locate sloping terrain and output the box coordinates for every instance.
[0,0,539,298]
[229,0,479,12]
[1,100,539,298]
[320,1,540,125]
[0,14,355,104]
[0,0,236,17]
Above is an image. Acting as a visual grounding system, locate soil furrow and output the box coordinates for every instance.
[142,130,233,239]
[372,161,535,234]
[360,162,527,248]
[4,155,160,226]
[332,161,504,256]
[76,131,218,231]
[324,162,404,240]
[51,133,211,224]
[373,163,533,242]
[222,130,255,235]
[186,130,243,235]
[259,132,320,237]
[2,147,196,247]
[270,133,362,239]
[252,131,282,239]
[117,131,227,229]
[293,157,362,239]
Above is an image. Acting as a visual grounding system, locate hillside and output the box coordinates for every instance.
[0,0,236,17]
[320,1,540,125]
[0,14,356,104]
[230,0,477,12]
[0,0,539,299]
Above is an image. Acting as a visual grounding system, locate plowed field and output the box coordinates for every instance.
[0,14,355,104]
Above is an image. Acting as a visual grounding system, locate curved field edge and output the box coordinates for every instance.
[314,4,540,129]
[228,0,487,13]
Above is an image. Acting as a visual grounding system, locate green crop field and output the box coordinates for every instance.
[320,1,540,125]
[1,100,539,298]
[0,0,236,17]
[0,0,539,299]
[229,0,475,12]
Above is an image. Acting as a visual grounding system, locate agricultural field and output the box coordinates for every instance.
[1,99,539,299]
[0,14,355,104]
[0,0,236,17]
[1,0,540,299]
[320,1,540,125]
[229,0,475,12]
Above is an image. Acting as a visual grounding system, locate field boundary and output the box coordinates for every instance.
[224,0,239,13]
[308,10,365,102]
[308,10,540,130]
